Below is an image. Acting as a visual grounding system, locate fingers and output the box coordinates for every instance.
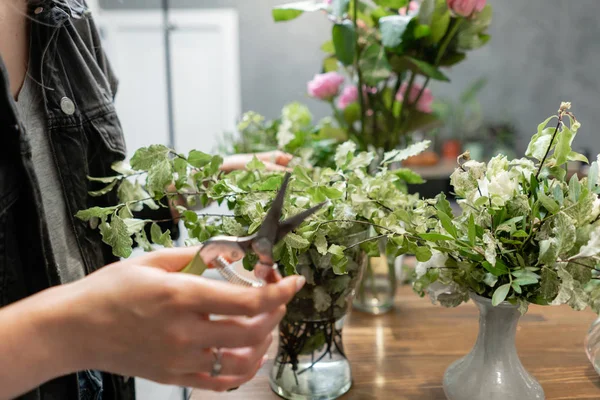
[173,358,265,392]
[254,262,282,283]
[197,306,284,348]
[256,151,293,167]
[263,162,292,172]
[174,274,304,316]
[126,246,202,272]
[177,333,272,375]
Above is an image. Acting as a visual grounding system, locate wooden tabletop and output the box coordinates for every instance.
[192,285,600,400]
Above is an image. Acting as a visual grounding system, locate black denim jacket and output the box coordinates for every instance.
[0,1,171,398]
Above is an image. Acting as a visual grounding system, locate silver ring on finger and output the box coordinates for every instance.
[210,347,223,377]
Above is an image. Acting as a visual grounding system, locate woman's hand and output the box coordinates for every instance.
[221,151,293,172]
[0,247,305,398]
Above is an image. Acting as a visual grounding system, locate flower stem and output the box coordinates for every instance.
[535,117,563,179]
[352,0,366,139]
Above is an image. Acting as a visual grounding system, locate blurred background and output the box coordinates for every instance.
[88,0,600,396]
[93,0,600,160]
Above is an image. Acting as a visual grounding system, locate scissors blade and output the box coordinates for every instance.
[275,201,327,243]
[255,172,291,244]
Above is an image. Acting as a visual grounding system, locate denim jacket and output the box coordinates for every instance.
[0,1,171,398]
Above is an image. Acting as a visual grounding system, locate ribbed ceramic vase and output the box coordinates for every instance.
[443,293,545,400]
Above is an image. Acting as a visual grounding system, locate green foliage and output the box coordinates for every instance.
[78,141,422,320]
[219,103,342,169]
[408,105,600,314]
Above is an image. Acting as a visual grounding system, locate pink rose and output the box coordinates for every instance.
[396,82,434,113]
[307,72,345,100]
[446,0,486,17]
[337,86,358,110]
[399,1,419,16]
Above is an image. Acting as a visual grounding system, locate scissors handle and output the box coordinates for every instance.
[213,256,264,288]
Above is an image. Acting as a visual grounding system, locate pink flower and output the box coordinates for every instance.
[337,86,358,110]
[307,72,345,100]
[446,0,486,17]
[399,1,419,16]
[396,82,434,113]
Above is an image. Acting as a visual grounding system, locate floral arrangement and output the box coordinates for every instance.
[273,0,492,152]
[76,139,428,363]
[400,103,600,314]
[220,102,344,169]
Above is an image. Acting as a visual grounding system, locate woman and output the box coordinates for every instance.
[0,0,304,398]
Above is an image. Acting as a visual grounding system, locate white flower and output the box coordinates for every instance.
[486,155,510,179]
[479,171,518,207]
[509,158,536,181]
[464,160,486,180]
[415,250,448,278]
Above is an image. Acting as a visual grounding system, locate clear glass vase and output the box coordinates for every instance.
[353,236,397,315]
[269,231,368,400]
[443,293,544,400]
[585,317,600,375]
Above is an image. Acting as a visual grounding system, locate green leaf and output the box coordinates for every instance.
[513,277,538,286]
[257,175,284,191]
[512,230,528,238]
[537,191,560,214]
[373,0,408,7]
[588,162,599,191]
[437,210,457,238]
[569,174,582,202]
[526,116,556,161]
[246,155,266,171]
[482,260,508,277]
[315,234,328,255]
[379,15,411,48]
[419,233,453,241]
[429,9,450,44]
[332,21,356,66]
[88,180,118,197]
[272,1,326,22]
[75,206,117,221]
[150,223,173,248]
[332,0,350,17]
[414,24,431,39]
[539,267,560,301]
[394,168,424,184]
[284,232,311,250]
[100,216,133,258]
[147,159,173,197]
[435,192,454,218]
[404,57,450,81]
[313,286,332,312]
[320,186,343,200]
[383,140,430,164]
[538,238,558,265]
[123,218,147,235]
[511,282,522,294]
[359,43,392,86]
[130,144,170,170]
[468,214,476,245]
[554,125,575,167]
[414,246,432,262]
[87,175,120,183]
[188,150,213,168]
[347,152,375,170]
[492,283,511,306]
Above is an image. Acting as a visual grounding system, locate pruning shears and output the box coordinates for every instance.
[181,172,325,286]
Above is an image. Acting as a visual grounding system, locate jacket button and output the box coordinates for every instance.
[34,6,43,14]
[60,97,76,115]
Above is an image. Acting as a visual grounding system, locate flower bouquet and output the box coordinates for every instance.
[399,103,600,399]
[76,140,427,399]
[273,0,492,153]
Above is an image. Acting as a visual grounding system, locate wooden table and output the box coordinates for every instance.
[192,286,600,400]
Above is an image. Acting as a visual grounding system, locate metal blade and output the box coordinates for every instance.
[275,201,327,243]
[255,172,291,243]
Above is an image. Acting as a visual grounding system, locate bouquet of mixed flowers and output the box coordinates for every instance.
[399,103,600,314]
